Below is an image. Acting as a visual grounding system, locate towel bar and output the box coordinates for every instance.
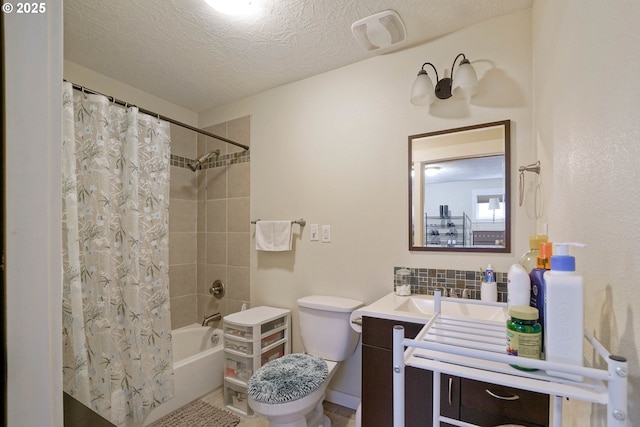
[251,219,306,226]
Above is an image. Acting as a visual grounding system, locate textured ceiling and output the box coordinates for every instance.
[64,0,533,113]
[424,156,504,184]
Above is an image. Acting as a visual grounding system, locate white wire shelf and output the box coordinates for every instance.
[392,291,628,427]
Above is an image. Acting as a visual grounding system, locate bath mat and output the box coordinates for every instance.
[148,399,240,427]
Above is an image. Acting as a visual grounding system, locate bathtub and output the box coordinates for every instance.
[121,324,224,426]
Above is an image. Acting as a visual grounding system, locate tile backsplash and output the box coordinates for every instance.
[170,150,250,170]
[394,267,507,302]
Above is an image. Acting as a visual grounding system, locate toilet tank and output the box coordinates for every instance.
[297,295,364,361]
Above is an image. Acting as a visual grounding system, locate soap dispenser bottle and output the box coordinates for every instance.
[543,242,585,381]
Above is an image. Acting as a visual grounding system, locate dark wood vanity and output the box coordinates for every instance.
[361,316,549,427]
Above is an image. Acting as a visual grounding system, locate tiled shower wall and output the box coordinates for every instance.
[394,267,508,302]
[169,116,251,329]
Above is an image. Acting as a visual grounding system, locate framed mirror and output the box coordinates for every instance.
[409,120,511,252]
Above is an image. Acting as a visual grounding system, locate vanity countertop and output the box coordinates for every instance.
[353,292,508,326]
[355,292,432,324]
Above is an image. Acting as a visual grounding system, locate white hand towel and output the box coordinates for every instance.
[255,221,293,251]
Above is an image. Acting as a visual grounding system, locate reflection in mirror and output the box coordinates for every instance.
[409,120,510,252]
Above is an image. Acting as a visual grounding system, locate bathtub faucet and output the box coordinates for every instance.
[202,312,222,327]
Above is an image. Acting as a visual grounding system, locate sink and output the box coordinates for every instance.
[394,296,507,322]
[394,297,435,316]
[355,292,508,324]
[439,300,507,322]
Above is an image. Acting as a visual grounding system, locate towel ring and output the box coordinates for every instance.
[518,161,541,208]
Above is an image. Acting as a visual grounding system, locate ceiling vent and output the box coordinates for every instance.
[351,10,407,53]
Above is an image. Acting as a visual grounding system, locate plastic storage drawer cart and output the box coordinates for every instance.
[223,306,291,416]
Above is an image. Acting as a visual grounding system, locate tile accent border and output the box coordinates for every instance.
[394,266,507,302]
[170,150,250,169]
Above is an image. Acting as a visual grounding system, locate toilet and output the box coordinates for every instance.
[248,295,364,427]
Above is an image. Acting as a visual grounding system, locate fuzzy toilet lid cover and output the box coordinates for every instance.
[248,354,328,404]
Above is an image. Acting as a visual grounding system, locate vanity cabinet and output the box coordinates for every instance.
[223,307,291,416]
[460,378,549,427]
[361,316,459,427]
[361,316,548,427]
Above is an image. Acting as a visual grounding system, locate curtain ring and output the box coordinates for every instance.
[79,87,87,107]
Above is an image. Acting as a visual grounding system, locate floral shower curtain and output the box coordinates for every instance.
[61,82,174,424]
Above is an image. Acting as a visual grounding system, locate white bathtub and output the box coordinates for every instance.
[121,323,225,426]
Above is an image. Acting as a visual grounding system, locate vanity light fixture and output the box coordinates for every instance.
[410,53,478,106]
[424,166,441,177]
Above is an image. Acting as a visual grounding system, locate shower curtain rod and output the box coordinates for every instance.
[66,81,250,151]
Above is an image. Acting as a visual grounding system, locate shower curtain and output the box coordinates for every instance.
[61,82,174,424]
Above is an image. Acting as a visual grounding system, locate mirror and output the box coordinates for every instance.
[409,120,511,252]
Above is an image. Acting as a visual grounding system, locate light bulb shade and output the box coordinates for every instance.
[452,59,478,99]
[488,197,501,210]
[424,166,441,177]
[410,70,435,106]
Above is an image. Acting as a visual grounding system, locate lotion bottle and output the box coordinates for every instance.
[543,242,585,381]
[507,263,531,308]
[529,242,552,355]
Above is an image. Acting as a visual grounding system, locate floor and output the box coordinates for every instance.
[201,389,357,427]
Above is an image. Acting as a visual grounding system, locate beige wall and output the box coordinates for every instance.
[532,0,640,423]
[200,10,534,403]
[64,61,198,126]
[5,3,64,425]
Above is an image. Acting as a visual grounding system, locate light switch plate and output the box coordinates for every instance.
[310,224,319,241]
[321,225,331,243]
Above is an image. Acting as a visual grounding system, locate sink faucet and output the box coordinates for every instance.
[202,312,222,327]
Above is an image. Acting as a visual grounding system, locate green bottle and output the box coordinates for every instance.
[506,306,541,371]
